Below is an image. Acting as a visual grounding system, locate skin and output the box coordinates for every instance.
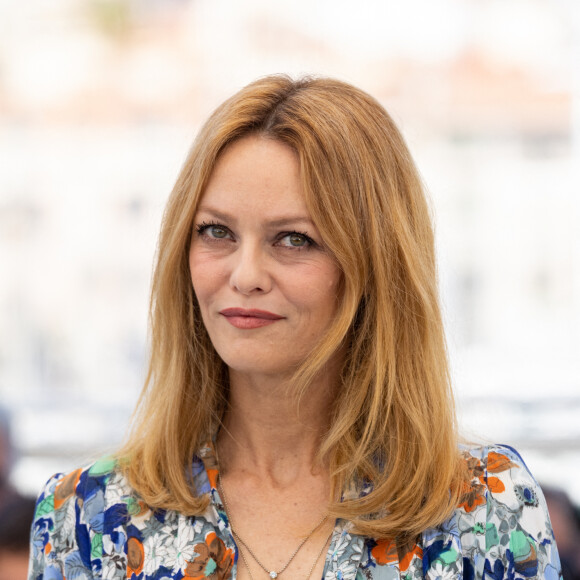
[189,135,343,579]
[0,551,29,580]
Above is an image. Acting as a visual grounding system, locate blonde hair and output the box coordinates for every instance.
[119,75,465,540]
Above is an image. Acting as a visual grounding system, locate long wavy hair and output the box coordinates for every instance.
[118,74,465,540]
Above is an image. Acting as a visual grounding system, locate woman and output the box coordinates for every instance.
[28,76,561,580]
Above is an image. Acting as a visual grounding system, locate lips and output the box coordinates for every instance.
[219,308,284,329]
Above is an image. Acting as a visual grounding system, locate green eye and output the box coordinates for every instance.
[195,221,232,240]
[210,226,228,238]
[289,234,307,246]
[278,232,312,248]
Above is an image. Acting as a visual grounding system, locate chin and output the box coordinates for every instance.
[226,361,299,378]
[220,352,303,380]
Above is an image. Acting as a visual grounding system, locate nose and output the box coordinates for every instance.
[229,244,272,295]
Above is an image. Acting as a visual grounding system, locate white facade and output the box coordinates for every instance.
[0,0,579,501]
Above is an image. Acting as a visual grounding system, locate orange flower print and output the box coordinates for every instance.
[207,468,219,491]
[371,538,423,572]
[371,538,398,565]
[54,469,82,510]
[184,531,234,580]
[201,444,220,490]
[487,452,517,474]
[480,475,505,494]
[127,537,145,576]
[398,541,423,573]
[458,480,486,513]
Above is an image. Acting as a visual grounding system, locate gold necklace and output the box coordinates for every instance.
[218,477,331,579]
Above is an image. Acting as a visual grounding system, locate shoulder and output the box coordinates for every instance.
[449,443,562,579]
[458,443,553,521]
[29,456,134,578]
[34,455,130,517]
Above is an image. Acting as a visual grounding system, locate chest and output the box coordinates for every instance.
[94,510,427,580]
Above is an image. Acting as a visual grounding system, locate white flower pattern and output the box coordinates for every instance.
[143,533,177,575]
[28,445,562,580]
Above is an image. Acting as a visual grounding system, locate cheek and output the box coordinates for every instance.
[320,266,343,318]
[318,261,342,295]
[189,251,225,299]
[294,262,342,310]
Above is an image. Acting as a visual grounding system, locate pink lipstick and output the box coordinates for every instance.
[219,308,284,329]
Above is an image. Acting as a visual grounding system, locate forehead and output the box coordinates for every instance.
[198,136,308,217]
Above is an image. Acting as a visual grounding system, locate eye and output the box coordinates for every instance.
[277,232,313,248]
[196,222,232,240]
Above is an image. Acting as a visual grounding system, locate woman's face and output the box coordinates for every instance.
[189,135,342,380]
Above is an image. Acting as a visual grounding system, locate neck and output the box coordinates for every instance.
[217,368,337,487]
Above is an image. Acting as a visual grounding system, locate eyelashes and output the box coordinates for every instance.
[195,221,316,249]
[277,231,314,248]
[196,221,232,239]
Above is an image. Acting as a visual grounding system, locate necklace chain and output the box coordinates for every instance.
[230,514,328,577]
[218,476,331,579]
[237,526,333,580]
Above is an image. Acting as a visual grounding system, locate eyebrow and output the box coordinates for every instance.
[195,206,315,228]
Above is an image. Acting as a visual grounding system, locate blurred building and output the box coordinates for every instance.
[0,0,579,501]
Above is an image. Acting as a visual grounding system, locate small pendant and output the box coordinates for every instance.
[269,573,278,579]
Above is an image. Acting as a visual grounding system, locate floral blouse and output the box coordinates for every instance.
[28,443,561,580]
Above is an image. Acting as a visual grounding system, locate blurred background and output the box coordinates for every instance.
[1,0,579,571]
